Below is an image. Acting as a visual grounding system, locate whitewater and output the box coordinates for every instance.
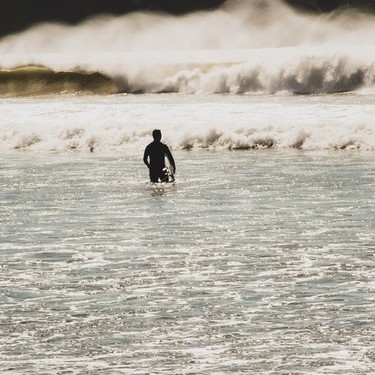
[1,0,375,374]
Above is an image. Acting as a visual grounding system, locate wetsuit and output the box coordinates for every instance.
[143,141,176,183]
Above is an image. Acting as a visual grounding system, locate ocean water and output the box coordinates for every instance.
[2,0,375,373]
[1,94,375,374]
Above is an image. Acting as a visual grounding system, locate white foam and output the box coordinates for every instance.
[0,93,374,153]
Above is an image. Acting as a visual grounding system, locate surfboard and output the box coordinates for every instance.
[164,156,175,183]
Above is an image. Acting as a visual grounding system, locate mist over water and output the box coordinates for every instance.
[1,0,375,94]
[3,0,375,52]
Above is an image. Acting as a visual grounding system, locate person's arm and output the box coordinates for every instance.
[143,146,150,168]
[165,146,176,173]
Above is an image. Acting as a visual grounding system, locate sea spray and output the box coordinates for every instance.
[1,0,375,94]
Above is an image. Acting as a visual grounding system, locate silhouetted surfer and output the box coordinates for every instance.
[143,129,176,183]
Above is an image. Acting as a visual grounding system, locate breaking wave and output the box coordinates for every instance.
[1,0,375,95]
[5,120,375,153]
[1,93,374,153]
[0,66,118,96]
[0,54,372,96]
[116,53,371,95]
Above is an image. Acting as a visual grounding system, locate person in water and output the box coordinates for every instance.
[143,129,176,183]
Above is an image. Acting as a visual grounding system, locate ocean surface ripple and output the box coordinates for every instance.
[1,152,374,374]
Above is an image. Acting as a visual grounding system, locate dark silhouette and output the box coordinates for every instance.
[143,129,176,183]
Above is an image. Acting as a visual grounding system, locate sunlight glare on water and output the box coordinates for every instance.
[2,0,375,371]
[1,151,375,374]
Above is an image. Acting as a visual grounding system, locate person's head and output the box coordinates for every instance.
[152,129,162,142]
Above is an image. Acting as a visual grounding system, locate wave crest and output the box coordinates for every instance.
[0,66,118,96]
[1,0,375,95]
[144,56,369,95]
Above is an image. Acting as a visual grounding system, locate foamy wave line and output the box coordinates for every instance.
[110,55,374,95]
[159,59,369,95]
[0,65,118,96]
[2,48,375,96]
[3,125,374,153]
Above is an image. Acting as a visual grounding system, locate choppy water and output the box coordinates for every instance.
[1,150,375,374]
[2,0,375,372]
